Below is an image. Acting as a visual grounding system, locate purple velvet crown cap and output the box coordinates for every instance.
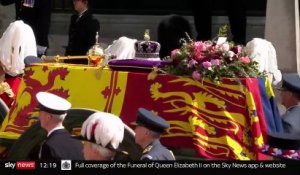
[134,29,161,59]
[108,59,171,68]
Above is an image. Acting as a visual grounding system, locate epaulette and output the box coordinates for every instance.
[141,154,153,160]
[142,145,152,154]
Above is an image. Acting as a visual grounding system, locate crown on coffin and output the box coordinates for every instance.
[134,29,161,59]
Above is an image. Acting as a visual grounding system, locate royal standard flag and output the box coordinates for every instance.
[0,63,280,160]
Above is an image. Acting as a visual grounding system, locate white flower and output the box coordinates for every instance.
[228,51,235,58]
[220,42,230,51]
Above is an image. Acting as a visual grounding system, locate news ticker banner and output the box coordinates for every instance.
[0,160,299,174]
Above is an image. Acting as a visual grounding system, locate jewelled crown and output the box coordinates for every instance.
[134,29,161,59]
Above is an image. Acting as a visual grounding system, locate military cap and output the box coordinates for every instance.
[76,111,125,151]
[280,73,300,93]
[132,108,169,133]
[261,132,300,160]
[36,92,71,115]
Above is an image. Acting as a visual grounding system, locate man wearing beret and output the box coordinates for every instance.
[36,92,84,160]
[132,108,175,160]
[278,73,300,134]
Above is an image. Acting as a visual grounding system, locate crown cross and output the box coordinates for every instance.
[144,29,150,41]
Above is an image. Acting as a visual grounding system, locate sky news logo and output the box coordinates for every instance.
[16,161,36,170]
[4,161,36,170]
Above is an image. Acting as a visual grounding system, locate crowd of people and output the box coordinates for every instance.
[0,0,299,161]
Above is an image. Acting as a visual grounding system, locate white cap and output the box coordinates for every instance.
[36,92,71,115]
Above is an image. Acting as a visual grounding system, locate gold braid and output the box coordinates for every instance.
[0,81,15,98]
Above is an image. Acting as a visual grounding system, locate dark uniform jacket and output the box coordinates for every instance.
[141,140,175,160]
[1,0,52,47]
[282,105,300,134]
[40,129,84,160]
[65,10,100,64]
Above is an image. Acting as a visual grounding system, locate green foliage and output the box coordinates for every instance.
[217,24,229,38]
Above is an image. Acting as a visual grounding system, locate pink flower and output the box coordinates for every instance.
[193,42,206,60]
[211,59,220,66]
[231,45,242,54]
[194,41,206,52]
[239,56,250,64]
[171,49,180,58]
[192,71,201,80]
[187,59,198,68]
[202,61,212,70]
[194,52,205,61]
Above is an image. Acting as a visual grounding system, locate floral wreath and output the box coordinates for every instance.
[163,25,265,83]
